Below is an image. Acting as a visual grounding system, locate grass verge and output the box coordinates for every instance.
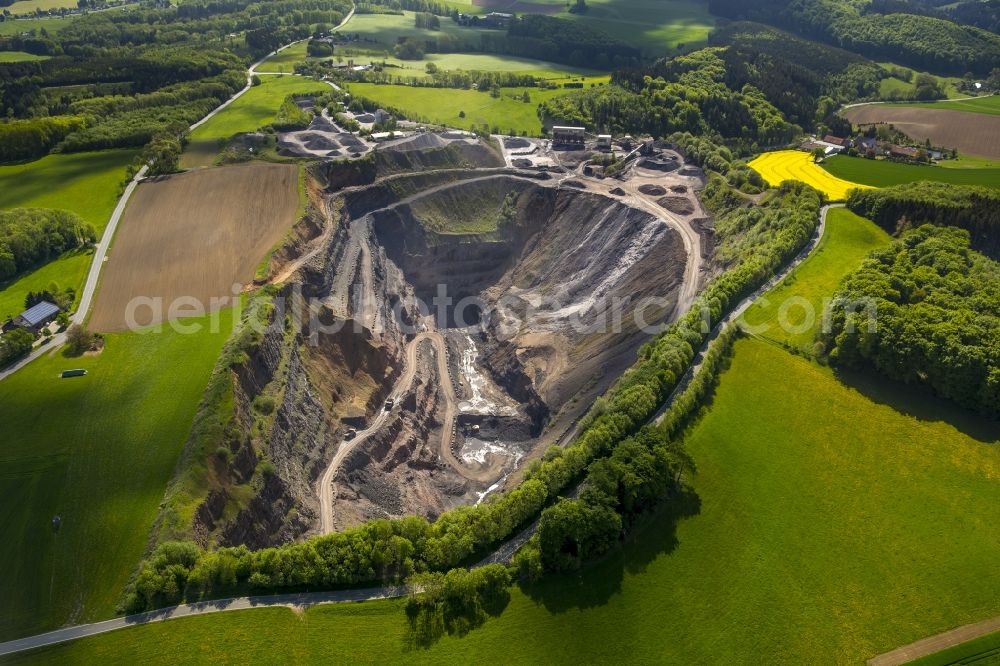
[907,630,1000,666]
[740,207,891,351]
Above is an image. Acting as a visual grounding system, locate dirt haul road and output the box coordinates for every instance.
[317,328,502,533]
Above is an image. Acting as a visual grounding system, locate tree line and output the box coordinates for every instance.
[847,182,1000,260]
[0,208,94,281]
[822,225,999,417]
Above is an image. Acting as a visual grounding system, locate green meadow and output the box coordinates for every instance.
[877,62,965,100]
[180,75,330,168]
[14,336,1000,662]
[0,311,237,641]
[338,11,492,49]
[821,154,1000,188]
[369,52,601,79]
[4,0,77,15]
[565,0,714,54]
[740,207,892,351]
[0,249,91,322]
[254,39,309,72]
[346,79,607,134]
[0,149,138,316]
[0,50,49,61]
[0,15,75,35]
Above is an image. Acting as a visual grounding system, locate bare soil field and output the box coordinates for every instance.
[89,163,299,332]
[842,106,1000,159]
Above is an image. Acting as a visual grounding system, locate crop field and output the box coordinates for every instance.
[740,208,891,352]
[181,76,330,169]
[0,50,49,61]
[0,15,74,35]
[346,81,606,134]
[748,150,872,200]
[4,0,77,15]
[842,105,1000,160]
[0,310,236,641]
[0,149,138,315]
[16,338,1000,662]
[820,154,1000,189]
[88,163,298,332]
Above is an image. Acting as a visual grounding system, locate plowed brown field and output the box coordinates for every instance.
[842,105,1000,159]
[89,162,298,332]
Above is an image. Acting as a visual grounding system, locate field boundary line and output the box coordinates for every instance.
[867,615,1000,666]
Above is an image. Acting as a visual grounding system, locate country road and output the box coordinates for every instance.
[652,203,837,424]
[0,586,405,658]
[867,615,1000,666]
[839,92,992,111]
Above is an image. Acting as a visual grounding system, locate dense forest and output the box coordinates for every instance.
[0,208,94,281]
[823,225,1000,417]
[708,0,1000,75]
[708,21,884,127]
[948,0,1000,34]
[539,48,799,151]
[847,182,1000,259]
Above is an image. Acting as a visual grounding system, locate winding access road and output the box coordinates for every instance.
[317,327,502,533]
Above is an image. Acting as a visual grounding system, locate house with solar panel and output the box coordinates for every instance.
[9,301,61,334]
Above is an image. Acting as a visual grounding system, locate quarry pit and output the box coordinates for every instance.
[190,134,710,546]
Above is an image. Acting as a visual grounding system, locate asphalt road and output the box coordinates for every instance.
[0,586,405,658]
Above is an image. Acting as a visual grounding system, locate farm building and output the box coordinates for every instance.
[10,301,60,333]
[888,144,920,160]
[552,126,586,145]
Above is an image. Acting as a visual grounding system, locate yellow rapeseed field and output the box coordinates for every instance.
[748,150,873,201]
